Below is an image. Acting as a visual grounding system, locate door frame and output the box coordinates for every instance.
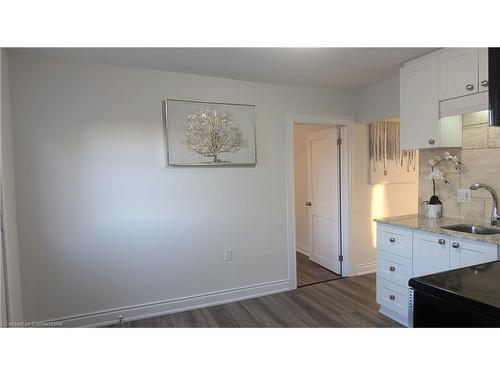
[285,114,354,289]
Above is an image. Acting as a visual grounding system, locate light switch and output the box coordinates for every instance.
[457,189,472,203]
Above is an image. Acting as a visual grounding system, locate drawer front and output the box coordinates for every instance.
[376,277,409,318]
[377,224,412,258]
[377,250,413,287]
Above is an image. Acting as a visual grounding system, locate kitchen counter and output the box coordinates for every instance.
[374,214,500,246]
[409,261,500,326]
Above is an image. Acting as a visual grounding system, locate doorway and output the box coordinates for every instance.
[293,124,343,287]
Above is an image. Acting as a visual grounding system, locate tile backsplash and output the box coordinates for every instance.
[419,110,500,223]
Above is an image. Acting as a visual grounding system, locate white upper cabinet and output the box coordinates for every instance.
[400,54,440,150]
[400,48,488,150]
[479,48,489,92]
[439,48,479,100]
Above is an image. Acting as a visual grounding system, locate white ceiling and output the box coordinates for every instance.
[13,48,437,89]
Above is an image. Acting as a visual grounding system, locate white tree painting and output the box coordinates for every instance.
[184,108,246,163]
[165,99,256,166]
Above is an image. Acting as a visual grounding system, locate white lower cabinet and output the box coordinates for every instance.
[376,250,412,287]
[376,223,499,327]
[449,237,498,269]
[413,231,450,277]
[376,278,408,319]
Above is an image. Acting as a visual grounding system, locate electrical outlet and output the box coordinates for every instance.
[224,249,232,262]
[457,189,472,203]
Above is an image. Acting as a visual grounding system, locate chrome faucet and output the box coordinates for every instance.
[469,183,500,225]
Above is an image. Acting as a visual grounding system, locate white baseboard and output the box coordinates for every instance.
[355,262,376,276]
[51,279,290,327]
[295,242,310,256]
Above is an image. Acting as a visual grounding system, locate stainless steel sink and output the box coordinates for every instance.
[441,224,500,235]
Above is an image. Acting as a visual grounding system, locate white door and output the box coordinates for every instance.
[306,127,341,274]
[400,54,440,149]
[413,232,450,277]
[438,48,479,100]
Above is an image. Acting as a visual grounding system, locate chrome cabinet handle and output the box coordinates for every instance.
[466,84,474,91]
[428,139,435,145]
[389,295,395,300]
[452,242,460,248]
[481,80,488,88]
[305,201,312,207]
[389,266,396,272]
[438,238,446,245]
[389,237,396,243]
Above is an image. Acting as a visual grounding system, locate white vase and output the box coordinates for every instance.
[424,203,442,219]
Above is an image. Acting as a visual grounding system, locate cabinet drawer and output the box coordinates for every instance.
[376,277,408,318]
[377,224,412,258]
[377,250,413,287]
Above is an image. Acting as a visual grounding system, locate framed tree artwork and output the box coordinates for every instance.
[164,99,256,166]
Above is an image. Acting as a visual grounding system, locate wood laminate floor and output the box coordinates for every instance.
[108,273,401,328]
[296,252,341,287]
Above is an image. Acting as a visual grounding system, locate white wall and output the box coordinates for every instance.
[293,124,332,254]
[355,75,400,124]
[352,74,418,274]
[0,49,23,322]
[8,52,355,323]
[350,122,418,274]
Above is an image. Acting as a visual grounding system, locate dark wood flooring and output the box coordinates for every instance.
[296,252,341,287]
[107,273,400,328]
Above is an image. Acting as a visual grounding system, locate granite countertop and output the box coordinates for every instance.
[374,214,500,246]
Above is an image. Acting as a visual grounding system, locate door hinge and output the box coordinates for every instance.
[337,138,342,146]
[338,254,343,262]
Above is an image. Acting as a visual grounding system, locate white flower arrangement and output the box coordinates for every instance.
[425,169,447,183]
[432,151,460,167]
[424,151,462,204]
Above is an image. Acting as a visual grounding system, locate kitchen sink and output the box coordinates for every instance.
[441,224,500,235]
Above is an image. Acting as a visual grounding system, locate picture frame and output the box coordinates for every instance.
[163,99,257,166]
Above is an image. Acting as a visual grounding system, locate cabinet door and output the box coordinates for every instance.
[413,232,450,277]
[479,48,489,93]
[439,48,478,100]
[450,237,498,269]
[400,55,439,150]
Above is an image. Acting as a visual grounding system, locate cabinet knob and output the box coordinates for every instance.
[389,237,396,243]
[389,266,396,272]
[481,80,489,88]
[438,238,446,245]
[466,84,474,91]
[452,242,460,248]
[389,295,395,300]
[428,139,435,145]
